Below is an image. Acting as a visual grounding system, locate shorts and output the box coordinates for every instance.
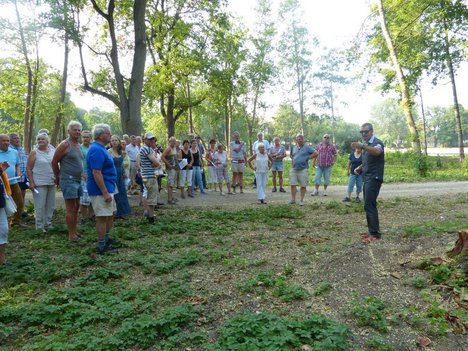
[90,194,116,217]
[60,179,83,200]
[290,168,309,187]
[231,162,245,173]
[167,168,177,187]
[271,161,283,172]
[216,166,230,183]
[143,177,158,206]
[80,180,91,205]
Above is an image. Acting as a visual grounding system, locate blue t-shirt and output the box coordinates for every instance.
[230,140,246,161]
[0,148,20,184]
[86,142,117,196]
[291,144,316,170]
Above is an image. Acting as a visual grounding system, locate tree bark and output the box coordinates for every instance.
[377,0,421,153]
[79,0,146,136]
[447,229,468,257]
[14,0,32,152]
[52,31,69,146]
[442,19,465,163]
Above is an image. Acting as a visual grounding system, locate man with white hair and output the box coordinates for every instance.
[51,120,83,241]
[87,124,118,254]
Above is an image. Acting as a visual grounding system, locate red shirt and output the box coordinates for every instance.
[315,143,336,167]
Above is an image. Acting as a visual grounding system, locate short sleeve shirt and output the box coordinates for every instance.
[0,148,20,184]
[139,145,156,178]
[315,143,337,167]
[230,141,246,161]
[291,144,316,170]
[86,142,117,196]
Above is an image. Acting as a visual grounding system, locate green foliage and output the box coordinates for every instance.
[350,296,389,332]
[313,282,333,296]
[366,335,395,351]
[216,311,350,351]
[273,283,309,302]
[413,154,430,177]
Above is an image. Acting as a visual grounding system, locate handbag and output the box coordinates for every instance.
[0,174,16,217]
[4,194,17,217]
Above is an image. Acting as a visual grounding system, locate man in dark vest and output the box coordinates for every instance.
[351,123,385,243]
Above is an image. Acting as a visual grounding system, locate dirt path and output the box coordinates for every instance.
[25,181,468,209]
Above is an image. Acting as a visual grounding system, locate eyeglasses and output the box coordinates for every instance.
[360,130,371,134]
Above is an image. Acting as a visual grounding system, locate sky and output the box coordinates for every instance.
[228,0,468,125]
[3,0,466,126]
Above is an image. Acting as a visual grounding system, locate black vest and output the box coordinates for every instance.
[362,137,385,182]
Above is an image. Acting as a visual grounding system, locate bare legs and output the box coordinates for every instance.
[65,198,80,240]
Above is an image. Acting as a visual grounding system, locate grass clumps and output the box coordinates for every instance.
[216,311,350,351]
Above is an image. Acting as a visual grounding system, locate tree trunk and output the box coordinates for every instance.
[82,0,146,136]
[377,0,421,153]
[52,32,69,146]
[125,0,146,136]
[418,86,428,156]
[442,20,465,162]
[14,0,32,152]
[29,50,40,149]
[187,81,194,134]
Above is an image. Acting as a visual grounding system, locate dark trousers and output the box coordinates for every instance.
[363,178,382,237]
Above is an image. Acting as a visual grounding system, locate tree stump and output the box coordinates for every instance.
[447,229,468,257]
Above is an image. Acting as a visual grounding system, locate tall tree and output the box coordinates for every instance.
[144,0,217,138]
[70,0,147,135]
[424,0,467,162]
[278,0,316,137]
[372,0,422,153]
[243,0,276,150]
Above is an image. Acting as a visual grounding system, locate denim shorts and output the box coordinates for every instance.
[271,161,283,172]
[60,179,83,200]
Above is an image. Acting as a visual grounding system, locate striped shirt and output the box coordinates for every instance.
[315,143,337,168]
[11,146,27,183]
[139,145,156,178]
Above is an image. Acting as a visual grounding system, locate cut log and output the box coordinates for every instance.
[447,229,468,257]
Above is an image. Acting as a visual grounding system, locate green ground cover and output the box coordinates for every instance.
[1,193,467,350]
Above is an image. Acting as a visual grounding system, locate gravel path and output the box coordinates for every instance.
[25,181,468,209]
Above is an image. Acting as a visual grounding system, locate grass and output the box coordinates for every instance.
[1,193,467,350]
[236,151,468,187]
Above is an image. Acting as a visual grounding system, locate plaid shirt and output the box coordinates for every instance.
[10,145,28,182]
[315,143,336,168]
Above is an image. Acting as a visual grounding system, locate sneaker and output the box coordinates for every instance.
[299,201,305,206]
[201,191,208,195]
[188,193,194,198]
[342,197,351,202]
[279,187,286,193]
[355,197,361,203]
[272,187,277,192]
[220,192,226,196]
[227,192,235,195]
[288,200,296,205]
[323,190,328,196]
[107,238,123,248]
[311,189,318,196]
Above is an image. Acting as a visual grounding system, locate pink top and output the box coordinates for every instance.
[315,143,336,167]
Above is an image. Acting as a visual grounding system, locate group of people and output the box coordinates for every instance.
[0,121,384,262]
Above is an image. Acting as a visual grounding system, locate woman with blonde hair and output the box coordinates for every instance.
[26,133,56,232]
